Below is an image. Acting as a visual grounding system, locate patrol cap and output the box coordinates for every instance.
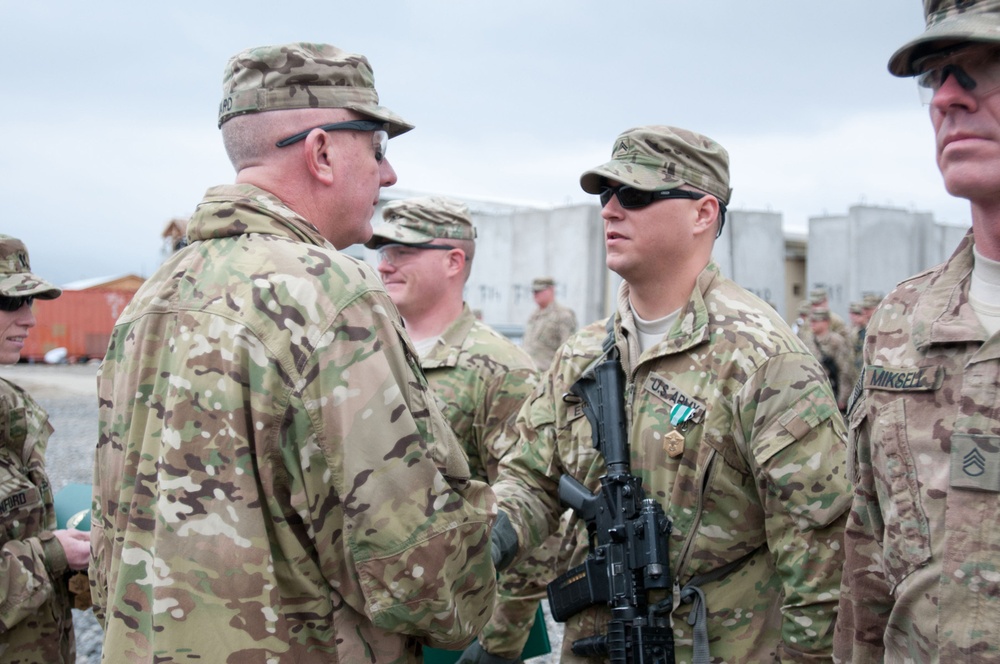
[218,42,414,137]
[580,125,732,205]
[863,293,882,309]
[365,196,476,248]
[809,288,828,304]
[532,277,555,292]
[810,306,831,322]
[0,235,60,300]
[849,302,864,314]
[889,0,1000,77]
[798,301,811,315]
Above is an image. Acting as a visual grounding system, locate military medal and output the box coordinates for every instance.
[664,430,685,458]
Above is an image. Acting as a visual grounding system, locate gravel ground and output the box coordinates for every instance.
[0,363,564,664]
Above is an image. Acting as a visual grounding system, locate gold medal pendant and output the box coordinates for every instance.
[664,430,685,458]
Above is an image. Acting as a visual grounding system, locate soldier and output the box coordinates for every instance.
[90,44,497,662]
[810,287,849,338]
[367,196,568,663]
[793,299,812,342]
[847,301,867,378]
[0,235,90,663]
[808,307,854,411]
[836,2,1000,661]
[491,126,850,662]
[523,276,577,370]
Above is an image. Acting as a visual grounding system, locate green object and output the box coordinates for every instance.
[424,605,551,663]
[54,483,92,531]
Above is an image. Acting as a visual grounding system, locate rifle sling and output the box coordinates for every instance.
[678,549,757,664]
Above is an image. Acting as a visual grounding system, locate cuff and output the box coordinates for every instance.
[39,531,68,577]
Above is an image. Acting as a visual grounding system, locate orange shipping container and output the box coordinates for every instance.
[22,288,137,363]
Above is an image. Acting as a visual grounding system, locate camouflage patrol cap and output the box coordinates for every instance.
[809,288,828,304]
[849,301,864,314]
[532,277,555,292]
[798,301,811,315]
[863,292,882,309]
[218,42,414,137]
[889,0,1000,76]
[365,196,476,248]
[0,235,61,300]
[810,306,831,322]
[580,125,733,205]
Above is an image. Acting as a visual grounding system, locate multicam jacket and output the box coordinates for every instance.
[808,331,855,410]
[420,304,537,485]
[418,304,569,659]
[0,378,73,663]
[90,184,497,664]
[494,262,850,663]
[836,230,1000,663]
[523,301,577,371]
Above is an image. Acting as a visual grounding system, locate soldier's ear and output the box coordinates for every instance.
[303,130,336,185]
[691,195,720,237]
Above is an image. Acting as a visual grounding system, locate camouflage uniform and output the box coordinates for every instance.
[418,304,562,659]
[494,264,851,663]
[367,197,565,660]
[523,301,578,371]
[836,231,1000,662]
[807,329,855,410]
[90,183,498,663]
[0,379,74,663]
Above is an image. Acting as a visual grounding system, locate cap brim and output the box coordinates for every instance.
[0,274,61,299]
[363,223,436,249]
[348,104,414,138]
[579,161,684,194]
[889,17,1000,76]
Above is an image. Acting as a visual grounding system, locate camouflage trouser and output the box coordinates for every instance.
[480,510,583,659]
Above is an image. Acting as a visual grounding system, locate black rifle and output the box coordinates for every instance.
[546,348,674,664]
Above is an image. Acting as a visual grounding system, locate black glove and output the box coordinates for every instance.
[455,639,521,664]
[490,510,518,572]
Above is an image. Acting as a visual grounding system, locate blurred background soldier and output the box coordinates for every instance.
[523,277,577,370]
[369,197,570,663]
[90,43,497,662]
[0,235,90,663]
[837,2,1000,661]
[492,125,849,663]
[809,287,849,337]
[848,301,868,385]
[808,307,854,412]
[793,299,812,342]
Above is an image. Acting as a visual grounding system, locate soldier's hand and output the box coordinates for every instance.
[490,510,518,572]
[54,529,91,570]
[455,640,521,664]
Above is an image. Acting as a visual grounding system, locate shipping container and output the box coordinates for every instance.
[21,288,136,363]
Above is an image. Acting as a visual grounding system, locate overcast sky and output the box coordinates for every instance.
[0,0,965,286]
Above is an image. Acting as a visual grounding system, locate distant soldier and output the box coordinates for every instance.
[368,197,570,663]
[793,299,812,342]
[837,2,1000,660]
[90,43,497,662]
[810,287,848,337]
[808,307,854,411]
[523,276,577,370]
[848,301,867,378]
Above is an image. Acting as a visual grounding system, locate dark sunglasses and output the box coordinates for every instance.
[0,295,35,312]
[599,185,706,209]
[275,119,388,162]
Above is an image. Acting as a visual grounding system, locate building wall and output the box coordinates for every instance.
[715,210,787,315]
[808,205,970,319]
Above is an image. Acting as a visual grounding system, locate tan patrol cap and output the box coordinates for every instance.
[810,306,831,322]
[0,235,61,299]
[532,277,555,292]
[889,0,1000,76]
[366,197,476,249]
[218,42,413,137]
[580,125,732,205]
